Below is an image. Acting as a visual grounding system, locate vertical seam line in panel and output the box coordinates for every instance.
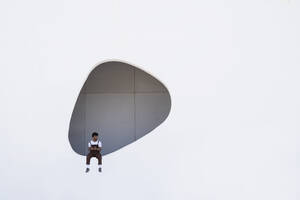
[134,67,137,141]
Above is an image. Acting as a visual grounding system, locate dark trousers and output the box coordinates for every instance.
[86,151,102,165]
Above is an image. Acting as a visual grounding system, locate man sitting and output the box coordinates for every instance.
[85,132,102,173]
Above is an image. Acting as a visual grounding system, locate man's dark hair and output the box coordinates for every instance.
[92,132,99,137]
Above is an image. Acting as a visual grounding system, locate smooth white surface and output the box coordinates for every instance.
[0,0,299,199]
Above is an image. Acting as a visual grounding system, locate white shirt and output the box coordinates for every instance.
[88,140,102,148]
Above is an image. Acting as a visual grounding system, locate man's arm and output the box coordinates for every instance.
[97,142,102,152]
[88,142,94,151]
[89,146,100,151]
[94,147,101,151]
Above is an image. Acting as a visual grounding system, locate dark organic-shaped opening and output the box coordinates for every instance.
[68,61,171,156]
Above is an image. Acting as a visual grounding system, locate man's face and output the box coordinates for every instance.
[93,135,98,141]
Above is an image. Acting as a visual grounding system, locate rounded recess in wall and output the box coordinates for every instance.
[68,61,171,156]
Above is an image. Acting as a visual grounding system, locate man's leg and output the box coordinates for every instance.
[86,153,92,172]
[96,153,102,172]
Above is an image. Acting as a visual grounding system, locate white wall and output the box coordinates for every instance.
[0,0,299,200]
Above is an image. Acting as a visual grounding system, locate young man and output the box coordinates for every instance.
[85,132,102,173]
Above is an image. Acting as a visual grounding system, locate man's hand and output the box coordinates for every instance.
[95,147,100,151]
[90,147,101,151]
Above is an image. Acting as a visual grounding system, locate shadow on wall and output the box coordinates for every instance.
[68,61,171,156]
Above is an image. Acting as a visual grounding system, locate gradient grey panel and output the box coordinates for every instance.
[85,94,135,155]
[135,68,167,92]
[135,93,171,139]
[69,93,86,155]
[83,62,134,93]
